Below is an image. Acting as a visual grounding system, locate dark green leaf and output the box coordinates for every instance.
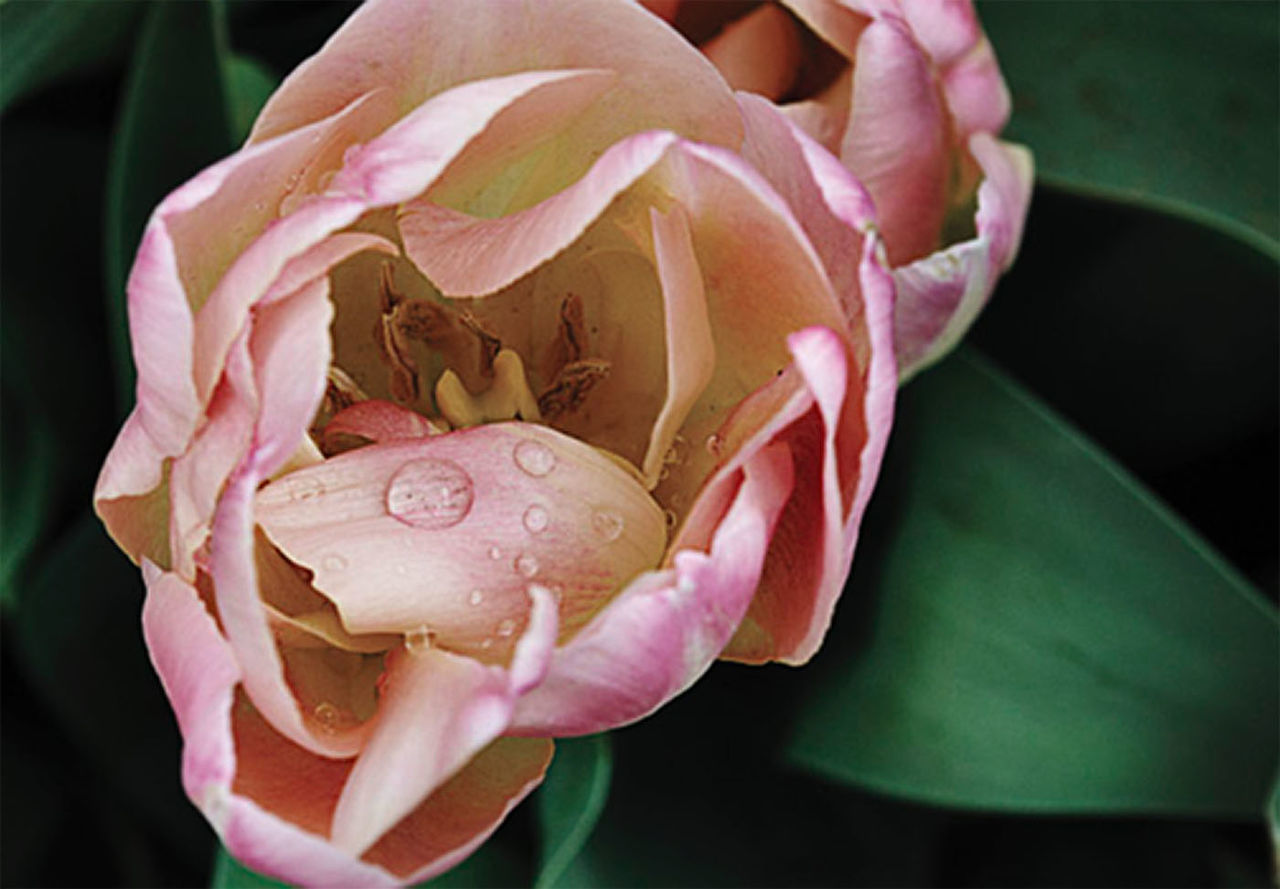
[105,0,234,408]
[980,0,1280,250]
[787,349,1279,815]
[535,734,613,889]
[0,0,142,113]
[221,53,279,144]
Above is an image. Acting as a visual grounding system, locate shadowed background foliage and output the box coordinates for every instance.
[1,2,1275,887]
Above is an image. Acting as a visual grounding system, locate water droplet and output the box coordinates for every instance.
[322,553,348,571]
[592,510,624,542]
[468,589,484,606]
[405,625,432,655]
[513,440,555,477]
[313,702,341,733]
[514,553,539,578]
[664,509,678,530]
[480,638,494,650]
[385,458,474,529]
[488,545,502,560]
[497,618,517,637]
[705,434,724,458]
[522,504,549,534]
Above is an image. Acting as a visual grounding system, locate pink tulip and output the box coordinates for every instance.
[646,0,1034,379]
[94,0,903,884]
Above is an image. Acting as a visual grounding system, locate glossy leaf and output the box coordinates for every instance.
[535,735,612,889]
[0,0,142,113]
[787,349,1279,815]
[104,0,234,407]
[980,0,1279,250]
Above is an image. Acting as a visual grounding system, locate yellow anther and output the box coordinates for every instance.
[436,348,542,428]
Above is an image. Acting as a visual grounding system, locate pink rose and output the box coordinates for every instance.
[647,0,1034,378]
[93,0,905,883]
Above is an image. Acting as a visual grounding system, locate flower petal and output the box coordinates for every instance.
[841,17,949,265]
[255,423,666,650]
[640,205,715,489]
[702,3,803,100]
[510,440,795,736]
[249,0,741,154]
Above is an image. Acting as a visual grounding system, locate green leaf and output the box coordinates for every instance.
[0,0,142,113]
[104,0,234,409]
[210,850,289,889]
[980,0,1280,251]
[221,53,279,144]
[787,349,1279,815]
[535,734,613,889]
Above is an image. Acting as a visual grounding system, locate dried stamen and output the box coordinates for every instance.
[538,358,611,420]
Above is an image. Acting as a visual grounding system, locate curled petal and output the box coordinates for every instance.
[702,4,804,100]
[510,441,796,736]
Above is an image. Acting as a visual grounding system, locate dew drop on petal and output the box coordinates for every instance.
[488,545,502,560]
[404,624,432,655]
[497,618,517,637]
[705,434,724,458]
[468,589,484,606]
[513,440,556,477]
[480,638,494,650]
[313,702,341,733]
[592,509,624,542]
[322,554,348,571]
[522,504,549,534]
[385,458,474,530]
[514,553,539,578]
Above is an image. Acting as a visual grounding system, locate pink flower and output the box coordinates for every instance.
[94,0,903,884]
[647,0,1034,379]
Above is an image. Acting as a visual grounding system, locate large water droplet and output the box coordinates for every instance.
[322,554,348,571]
[514,553,539,578]
[522,504,549,534]
[497,618,517,637]
[405,624,432,655]
[385,458,474,529]
[313,702,341,733]
[592,510,624,542]
[513,440,555,477]
[468,589,484,606]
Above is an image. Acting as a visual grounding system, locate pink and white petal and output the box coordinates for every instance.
[329,646,514,856]
[255,423,666,649]
[640,205,716,489]
[369,737,554,883]
[841,17,949,265]
[942,37,1012,139]
[970,133,1034,273]
[249,0,741,154]
[260,233,398,305]
[894,135,1032,380]
[510,441,795,736]
[399,131,679,297]
[702,4,803,100]
[898,0,981,66]
[323,399,443,447]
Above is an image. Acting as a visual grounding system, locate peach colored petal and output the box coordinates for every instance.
[510,441,795,736]
[841,17,949,265]
[255,423,666,649]
[250,0,741,155]
[781,0,873,59]
[702,4,803,100]
[640,205,715,490]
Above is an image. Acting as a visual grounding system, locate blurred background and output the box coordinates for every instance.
[1,2,1276,887]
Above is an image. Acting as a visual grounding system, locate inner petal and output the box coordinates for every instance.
[254,422,666,658]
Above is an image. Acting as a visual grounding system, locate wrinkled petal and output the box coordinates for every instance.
[702,3,803,100]
[510,441,795,735]
[256,423,666,649]
[842,17,949,265]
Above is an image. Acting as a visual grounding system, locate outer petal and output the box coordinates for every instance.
[249,0,742,160]
[510,441,795,735]
[894,134,1033,380]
